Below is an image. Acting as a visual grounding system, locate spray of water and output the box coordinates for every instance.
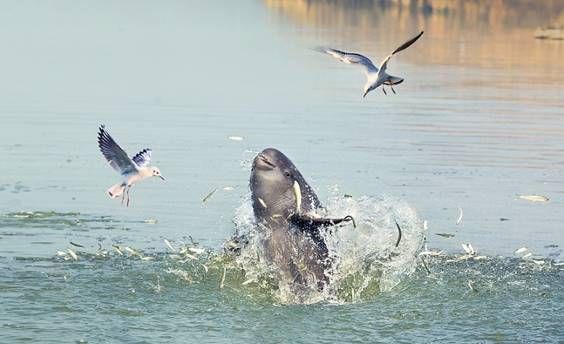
[229,188,426,304]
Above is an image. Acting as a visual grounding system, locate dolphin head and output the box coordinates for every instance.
[250,148,318,220]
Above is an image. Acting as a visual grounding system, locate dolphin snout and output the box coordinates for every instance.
[254,153,276,170]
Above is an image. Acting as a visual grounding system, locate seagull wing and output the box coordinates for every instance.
[318,47,378,75]
[132,148,152,167]
[392,31,424,55]
[378,31,424,73]
[97,125,138,175]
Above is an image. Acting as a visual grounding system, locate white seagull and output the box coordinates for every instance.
[318,31,424,98]
[97,125,165,206]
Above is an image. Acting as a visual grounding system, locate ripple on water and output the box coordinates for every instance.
[1,236,562,342]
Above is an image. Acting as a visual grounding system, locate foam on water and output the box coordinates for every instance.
[230,189,426,304]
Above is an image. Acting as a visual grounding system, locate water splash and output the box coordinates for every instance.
[229,190,426,304]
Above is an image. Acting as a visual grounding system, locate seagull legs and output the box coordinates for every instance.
[382,87,387,95]
[121,187,126,206]
[120,185,132,207]
[126,185,132,207]
[391,86,396,94]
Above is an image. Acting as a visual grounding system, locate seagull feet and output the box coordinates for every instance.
[391,86,397,94]
[382,87,387,95]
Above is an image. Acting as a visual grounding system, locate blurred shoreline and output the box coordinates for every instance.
[265,0,564,69]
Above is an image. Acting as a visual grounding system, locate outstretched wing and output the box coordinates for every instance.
[392,30,424,55]
[132,148,152,167]
[318,47,378,75]
[97,125,137,175]
[379,31,424,73]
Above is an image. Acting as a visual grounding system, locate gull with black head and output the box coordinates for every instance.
[318,31,424,97]
[97,125,165,206]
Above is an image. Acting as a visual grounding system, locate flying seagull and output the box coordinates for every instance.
[318,31,424,97]
[97,125,165,206]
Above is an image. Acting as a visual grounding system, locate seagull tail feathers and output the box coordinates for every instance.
[384,75,404,85]
[107,183,126,199]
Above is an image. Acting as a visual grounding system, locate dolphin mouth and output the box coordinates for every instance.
[254,153,276,170]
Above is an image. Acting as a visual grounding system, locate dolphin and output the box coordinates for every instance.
[242,148,355,290]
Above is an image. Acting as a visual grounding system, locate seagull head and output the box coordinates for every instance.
[151,167,165,181]
[363,86,374,98]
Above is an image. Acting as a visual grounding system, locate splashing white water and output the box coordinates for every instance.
[230,189,426,304]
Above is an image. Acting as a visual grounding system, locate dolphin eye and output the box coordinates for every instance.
[284,171,291,177]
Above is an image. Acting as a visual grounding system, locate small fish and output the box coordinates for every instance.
[258,197,267,209]
[124,246,136,254]
[514,247,529,255]
[519,195,549,202]
[228,136,244,141]
[202,188,218,203]
[183,253,198,260]
[293,181,302,212]
[421,257,431,274]
[419,249,444,257]
[219,266,226,289]
[67,249,78,261]
[242,279,255,286]
[456,207,463,225]
[223,186,234,191]
[461,243,476,255]
[436,233,455,238]
[141,256,154,261]
[188,247,205,255]
[112,245,124,256]
[454,254,473,262]
[164,239,176,252]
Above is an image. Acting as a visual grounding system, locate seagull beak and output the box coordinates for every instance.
[363,90,369,98]
[159,175,166,181]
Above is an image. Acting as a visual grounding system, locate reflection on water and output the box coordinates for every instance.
[265,0,564,71]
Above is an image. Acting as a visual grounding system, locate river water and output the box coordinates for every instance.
[1,1,563,343]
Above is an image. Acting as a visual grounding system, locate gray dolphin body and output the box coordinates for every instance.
[247,148,355,290]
